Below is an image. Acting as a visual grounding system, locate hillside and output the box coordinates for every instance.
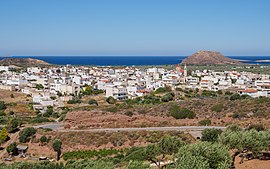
[181,51,241,65]
[0,58,50,66]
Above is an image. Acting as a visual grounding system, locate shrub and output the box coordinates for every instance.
[201,128,223,142]
[105,106,118,113]
[225,91,233,95]
[30,117,51,123]
[88,99,98,106]
[154,86,172,94]
[217,90,223,95]
[50,96,57,100]
[7,118,20,132]
[169,105,195,119]
[0,111,6,116]
[201,90,217,97]
[161,92,175,102]
[0,101,6,110]
[6,142,18,155]
[40,135,48,143]
[19,127,36,143]
[211,104,224,112]
[67,98,81,104]
[106,96,116,104]
[230,93,241,100]
[198,119,211,126]
[124,111,133,117]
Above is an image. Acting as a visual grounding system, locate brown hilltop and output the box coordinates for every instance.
[181,51,241,65]
[0,58,50,66]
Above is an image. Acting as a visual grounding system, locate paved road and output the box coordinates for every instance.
[34,123,226,133]
[34,123,63,131]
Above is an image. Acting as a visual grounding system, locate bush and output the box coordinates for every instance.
[154,86,172,94]
[30,117,52,123]
[88,99,98,106]
[201,128,223,142]
[67,98,81,104]
[169,105,196,119]
[0,111,6,116]
[201,90,217,97]
[198,119,211,126]
[161,92,175,102]
[19,127,36,143]
[7,118,20,132]
[0,101,6,110]
[225,91,233,95]
[40,135,48,143]
[211,104,224,112]
[230,93,241,100]
[106,96,116,104]
[6,142,18,155]
[124,111,133,117]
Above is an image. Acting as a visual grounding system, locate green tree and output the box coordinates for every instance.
[219,127,270,164]
[0,127,9,144]
[6,142,18,155]
[174,142,232,169]
[201,128,223,142]
[19,127,36,143]
[7,118,20,132]
[83,85,92,95]
[53,139,62,161]
[173,151,210,169]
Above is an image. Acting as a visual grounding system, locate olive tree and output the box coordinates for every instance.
[53,139,62,161]
[174,142,231,169]
[219,127,270,164]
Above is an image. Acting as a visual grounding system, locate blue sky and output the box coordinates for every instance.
[0,0,269,56]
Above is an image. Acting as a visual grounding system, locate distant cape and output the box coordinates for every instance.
[0,58,51,66]
[181,51,241,65]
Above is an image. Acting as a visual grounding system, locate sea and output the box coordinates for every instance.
[1,56,270,66]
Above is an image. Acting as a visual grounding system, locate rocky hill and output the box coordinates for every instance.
[181,51,241,65]
[0,58,50,66]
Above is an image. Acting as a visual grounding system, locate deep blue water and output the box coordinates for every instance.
[1,56,270,66]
